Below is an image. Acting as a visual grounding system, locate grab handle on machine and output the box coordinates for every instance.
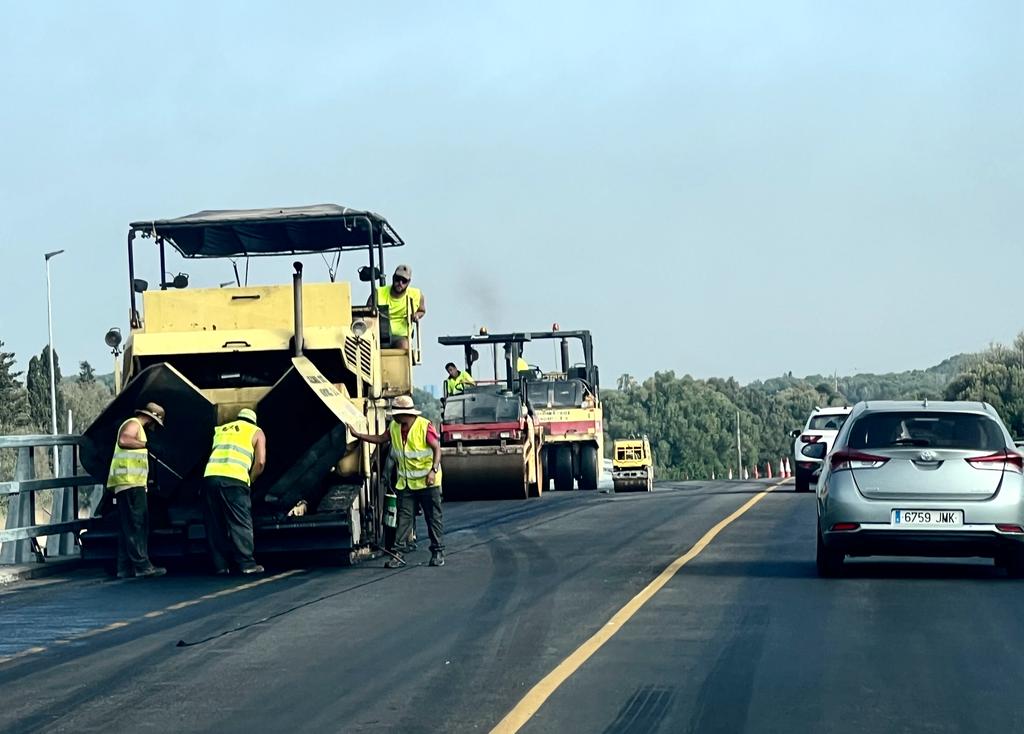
[222,340,251,349]
[231,294,260,301]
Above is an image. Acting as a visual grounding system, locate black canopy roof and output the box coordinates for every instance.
[129,204,403,258]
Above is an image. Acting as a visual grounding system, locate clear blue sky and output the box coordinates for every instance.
[1,1,1021,387]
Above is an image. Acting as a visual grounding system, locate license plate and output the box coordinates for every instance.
[891,509,963,526]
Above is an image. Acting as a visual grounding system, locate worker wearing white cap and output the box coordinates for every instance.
[351,394,445,567]
[202,407,267,575]
[371,264,426,350]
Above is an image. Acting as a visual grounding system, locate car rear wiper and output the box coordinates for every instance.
[888,438,931,447]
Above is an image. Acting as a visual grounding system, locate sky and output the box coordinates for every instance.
[1,1,1021,388]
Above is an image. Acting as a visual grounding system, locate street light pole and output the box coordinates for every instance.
[45,249,65,473]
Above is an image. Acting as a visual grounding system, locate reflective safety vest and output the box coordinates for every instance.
[377,285,422,338]
[445,370,475,395]
[390,417,441,491]
[107,417,149,491]
[204,420,260,486]
[516,357,529,372]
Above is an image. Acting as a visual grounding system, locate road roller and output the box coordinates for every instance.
[437,333,543,500]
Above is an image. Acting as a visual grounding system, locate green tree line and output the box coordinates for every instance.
[604,334,1024,480]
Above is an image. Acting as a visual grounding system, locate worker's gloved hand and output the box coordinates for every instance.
[287,500,308,517]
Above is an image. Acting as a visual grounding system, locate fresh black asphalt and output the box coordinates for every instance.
[0,481,1020,733]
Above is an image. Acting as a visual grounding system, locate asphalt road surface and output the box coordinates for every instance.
[1,480,1022,733]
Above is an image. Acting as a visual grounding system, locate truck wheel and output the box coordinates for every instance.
[554,445,574,491]
[540,447,551,492]
[579,444,599,490]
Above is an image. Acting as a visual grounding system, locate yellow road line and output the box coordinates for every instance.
[490,482,781,734]
[0,569,304,667]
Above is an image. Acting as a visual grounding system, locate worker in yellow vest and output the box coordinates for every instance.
[350,394,445,567]
[504,343,529,375]
[202,408,267,575]
[371,264,426,350]
[444,362,476,396]
[106,402,167,579]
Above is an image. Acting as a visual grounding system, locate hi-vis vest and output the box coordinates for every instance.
[390,417,441,491]
[446,370,475,395]
[204,420,260,486]
[377,285,422,338]
[107,417,149,491]
[516,357,529,372]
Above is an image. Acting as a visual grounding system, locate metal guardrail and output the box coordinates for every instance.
[0,434,103,563]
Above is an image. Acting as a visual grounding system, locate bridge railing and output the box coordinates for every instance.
[0,434,104,564]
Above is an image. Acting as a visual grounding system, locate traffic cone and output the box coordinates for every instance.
[754,465,760,479]
[767,461,773,479]
[785,457,792,478]
[711,471,716,481]
[728,468,733,480]
[743,468,749,480]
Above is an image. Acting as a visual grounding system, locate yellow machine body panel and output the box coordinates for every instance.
[612,437,654,492]
[141,282,351,333]
[613,438,653,470]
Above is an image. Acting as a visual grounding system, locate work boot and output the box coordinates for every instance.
[136,566,167,578]
[240,564,265,575]
[429,551,445,567]
[384,553,405,568]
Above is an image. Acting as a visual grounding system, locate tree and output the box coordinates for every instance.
[63,379,113,432]
[0,341,28,434]
[78,361,96,384]
[412,387,442,426]
[26,346,66,432]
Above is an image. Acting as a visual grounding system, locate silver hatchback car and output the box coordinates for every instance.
[816,400,1024,576]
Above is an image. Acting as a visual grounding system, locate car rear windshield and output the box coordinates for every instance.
[846,411,1006,451]
[807,414,848,431]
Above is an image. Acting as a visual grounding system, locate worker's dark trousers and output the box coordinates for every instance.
[203,476,257,571]
[115,486,154,574]
[394,488,444,553]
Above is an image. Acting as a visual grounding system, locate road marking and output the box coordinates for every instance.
[0,569,305,667]
[490,481,781,734]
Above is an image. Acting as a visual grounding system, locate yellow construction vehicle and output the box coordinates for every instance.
[436,333,543,500]
[612,436,654,492]
[79,204,420,562]
[521,330,603,491]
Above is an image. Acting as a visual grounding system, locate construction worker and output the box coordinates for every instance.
[350,394,445,567]
[106,402,167,579]
[372,264,425,350]
[444,362,475,396]
[202,408,266,575]
[504,344,529,374]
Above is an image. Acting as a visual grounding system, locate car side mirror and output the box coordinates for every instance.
[789,429,801,438]
[802,442,827,460]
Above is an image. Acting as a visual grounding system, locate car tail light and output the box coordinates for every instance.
[800,434,821,444]
[997,524,1024,534]
[831,522,860,531]
[830,449,889,472]
[965,450,1024,474]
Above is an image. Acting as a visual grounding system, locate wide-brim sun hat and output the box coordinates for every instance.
[135,402,166,427]
[390,394,421,416]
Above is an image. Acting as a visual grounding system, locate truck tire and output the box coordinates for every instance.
[554,445,574,491]
[579,444,599,490]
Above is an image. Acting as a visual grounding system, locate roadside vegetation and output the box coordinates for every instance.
[605,333,1024,481]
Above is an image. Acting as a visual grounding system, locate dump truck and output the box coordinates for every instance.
[79,204,421,563]
[612,437,654,492]
[436,333,543,500]
[521,330,603,491]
